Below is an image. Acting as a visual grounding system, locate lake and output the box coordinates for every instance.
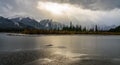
[0,33,120,65]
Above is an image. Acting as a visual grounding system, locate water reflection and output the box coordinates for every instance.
[0,33,120,65]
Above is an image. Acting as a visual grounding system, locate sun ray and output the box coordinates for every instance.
[37,1,71,15]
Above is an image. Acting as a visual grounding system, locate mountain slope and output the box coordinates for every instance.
[109,26,120,32]
[11,17,64,30]
[39,19,64,30]
[11,17,42,29]
[0,16,35,30]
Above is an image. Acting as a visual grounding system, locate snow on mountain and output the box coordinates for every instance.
[99,25,117,31]
[0,16,117,31]
[0,16,35,30]
[11,17,64,30]
[11,17,42,29]
[39,19,64,30]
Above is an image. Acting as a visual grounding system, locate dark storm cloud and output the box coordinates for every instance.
[68,0,120,10]
[45,0,120,10]
[0,0,44,19]
[0,0,120,16]
[0,0,120,25]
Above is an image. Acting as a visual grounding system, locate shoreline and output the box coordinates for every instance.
[20,29,120,35]
[3,32,120,35]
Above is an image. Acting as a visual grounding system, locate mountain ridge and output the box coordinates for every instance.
[0,16,64,31]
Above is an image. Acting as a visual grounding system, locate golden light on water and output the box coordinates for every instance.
[37,1,71,15]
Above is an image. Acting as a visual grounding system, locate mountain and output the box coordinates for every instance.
[2,16,117,32]
[109,26,120,32]
[11,17,64,30]
[39,19,64,30]
[99,25,117,31]
[0,16,64,31]
[0,16,35,31]
[11,17,43,29]
[0,16,18,29]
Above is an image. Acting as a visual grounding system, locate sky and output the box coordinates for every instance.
[0,0,120,26]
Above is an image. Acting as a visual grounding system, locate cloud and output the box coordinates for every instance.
[41,0,120,10]
[75,0,120,10]
[0,0,120,26]
[36,1,120,26]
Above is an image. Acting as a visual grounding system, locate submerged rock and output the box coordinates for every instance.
[45,44,53,47]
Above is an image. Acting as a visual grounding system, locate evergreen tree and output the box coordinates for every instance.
[95,25,98,32]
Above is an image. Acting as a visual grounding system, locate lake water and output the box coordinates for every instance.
[0,33,120,65]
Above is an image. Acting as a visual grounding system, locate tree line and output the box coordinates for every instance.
[62,22,99,32]
[0,22,120,34]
